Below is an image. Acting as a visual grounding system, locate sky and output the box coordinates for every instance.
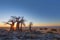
[0,0,60,27]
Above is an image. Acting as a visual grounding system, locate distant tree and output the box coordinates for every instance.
[29,22,33,32]
[44,28,48,30]
[51,29,57,32]
[40,28,43,30]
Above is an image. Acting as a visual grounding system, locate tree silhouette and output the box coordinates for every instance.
[11,16,21,31]
[4,16,26,32]
[29,22,33,32]
[16,17,20,31]
[20,17,25,32]
[5,17,16,31]
[51,29,57,32]
[11,16,25,31]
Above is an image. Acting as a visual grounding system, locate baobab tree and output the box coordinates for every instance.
[20,17,25,32]
[11,16,25,31]
[5,17,16,31]
[29,22,33,32]
[15,16,20,31]
[5,16,26,32]
[11,16,20,31]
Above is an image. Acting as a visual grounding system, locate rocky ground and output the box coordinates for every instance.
[0,29,60,40]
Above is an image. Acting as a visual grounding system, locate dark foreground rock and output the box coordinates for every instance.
[0,29,60,40]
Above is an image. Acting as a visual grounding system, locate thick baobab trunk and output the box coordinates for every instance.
[10,22,14,31]
[15,17,20,31]
[29,22,33,32]
[20,23,22,32]
[5,22,14,31]
[16,22,20,31]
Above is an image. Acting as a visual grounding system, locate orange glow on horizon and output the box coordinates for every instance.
[33,23,60,26]
[0,22,10,27]
[0,22,60,27]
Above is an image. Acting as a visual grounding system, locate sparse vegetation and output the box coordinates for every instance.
[0,16,60,40]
